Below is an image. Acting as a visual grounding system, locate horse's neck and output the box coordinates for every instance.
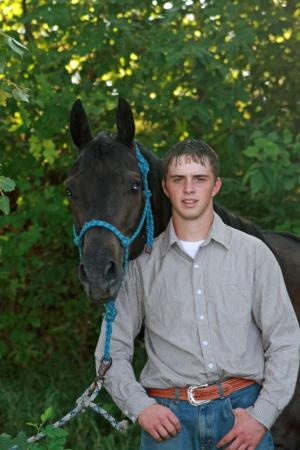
[213,203,266,241]
[142,148,171,236]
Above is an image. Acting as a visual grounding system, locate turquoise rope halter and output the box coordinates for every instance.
[73,143,154,362]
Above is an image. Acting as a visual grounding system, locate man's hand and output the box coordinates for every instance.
[138,403,180,442]
[216,407,267,450]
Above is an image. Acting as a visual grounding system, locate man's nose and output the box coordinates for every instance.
[183,179,195,193]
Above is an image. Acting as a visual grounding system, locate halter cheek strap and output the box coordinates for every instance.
[73,143,154,362]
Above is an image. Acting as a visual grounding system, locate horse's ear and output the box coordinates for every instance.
[70,99,93,151]
[116,97,135,147]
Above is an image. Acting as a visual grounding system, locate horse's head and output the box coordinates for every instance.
[67,98,146,304]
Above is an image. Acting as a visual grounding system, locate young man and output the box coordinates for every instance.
[95,139,300,449]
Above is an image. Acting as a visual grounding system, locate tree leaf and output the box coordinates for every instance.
[43,140,56,165]
[283,178,296,190]
[12,87,30,103]
[250,171,265,194]
[0,195,10,215]
[41,406,53,424]
[0,434,13,450]
[0,431,27,450]
[14,431,28,449]
[243,146,259,158]
[5,36,27,58]
[264,141,280,158]
[283,128,293,144]
[0,89,11,107]
[29,136,43,160]
[26,422,39,431]
[0,176,16,192]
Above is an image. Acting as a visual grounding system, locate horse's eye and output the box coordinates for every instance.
[65,188,73,199]
[130,181,142,193]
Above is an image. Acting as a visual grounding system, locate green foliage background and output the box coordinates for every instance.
[0,0,300,448]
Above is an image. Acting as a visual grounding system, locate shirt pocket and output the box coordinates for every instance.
[216,282,252,325]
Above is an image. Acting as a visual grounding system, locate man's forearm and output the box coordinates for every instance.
[95,354,156,421]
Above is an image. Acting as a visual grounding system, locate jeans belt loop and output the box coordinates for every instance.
[216,380,225,399]
[174,387,180,404]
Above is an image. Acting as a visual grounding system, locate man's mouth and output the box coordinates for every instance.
[182,199,198,206]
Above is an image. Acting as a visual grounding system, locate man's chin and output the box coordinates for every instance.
[177,210,205,221]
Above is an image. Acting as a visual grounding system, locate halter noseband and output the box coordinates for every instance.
[73,143,154,361]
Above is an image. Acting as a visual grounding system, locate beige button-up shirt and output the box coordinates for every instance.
[95,213,300,429]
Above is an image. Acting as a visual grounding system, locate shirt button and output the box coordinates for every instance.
[200,315,204,320]
[202,340,208,346]
[194,264,199,269]
[196,289,202,295]
[208,363,214,369]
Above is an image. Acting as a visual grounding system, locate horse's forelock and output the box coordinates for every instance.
[71,132,137,175]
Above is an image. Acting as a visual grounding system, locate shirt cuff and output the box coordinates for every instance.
[122,392,156,422]
[247,398,280,430]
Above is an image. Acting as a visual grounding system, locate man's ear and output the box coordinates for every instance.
[212,177,222,197]
[162,179,169,198]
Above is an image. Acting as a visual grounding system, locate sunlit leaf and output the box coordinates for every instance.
[43,139,56,165]
[41,406,54,424]
[0,89,11,107]
[4,35,27,58]
[12,87,30,103]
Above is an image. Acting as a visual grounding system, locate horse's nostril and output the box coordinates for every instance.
[105,260,117,279]
[79,263,89,284]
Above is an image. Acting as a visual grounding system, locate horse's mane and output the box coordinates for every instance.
[213,203,267,242]
[214,204,300,245]
[263,230,300,244]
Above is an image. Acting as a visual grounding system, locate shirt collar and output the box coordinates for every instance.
[161,212,230,256]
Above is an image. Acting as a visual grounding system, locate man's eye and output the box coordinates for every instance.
[65,188,73,199]
[130,181,142,193]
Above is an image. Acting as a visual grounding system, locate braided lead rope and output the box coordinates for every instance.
[27,379,128,445]
[103,300,117,361]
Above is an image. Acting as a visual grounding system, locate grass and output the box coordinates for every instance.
[0,350,144,449]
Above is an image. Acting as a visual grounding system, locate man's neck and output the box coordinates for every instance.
[172,208,214,241]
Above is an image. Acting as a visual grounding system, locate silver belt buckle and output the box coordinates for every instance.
[187,384,211,406]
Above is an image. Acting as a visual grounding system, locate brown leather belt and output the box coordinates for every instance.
[147,378,256,405]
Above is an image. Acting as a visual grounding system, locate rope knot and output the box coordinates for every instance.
[120,236,130,248]
[76,392,92,411]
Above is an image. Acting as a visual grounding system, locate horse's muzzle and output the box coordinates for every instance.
[79,259,122,303]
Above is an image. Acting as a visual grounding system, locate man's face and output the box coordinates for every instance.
[162,157,222,222]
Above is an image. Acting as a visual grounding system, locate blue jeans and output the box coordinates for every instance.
[140,384,274,450]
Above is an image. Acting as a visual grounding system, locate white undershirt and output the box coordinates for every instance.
[179,240,205,259]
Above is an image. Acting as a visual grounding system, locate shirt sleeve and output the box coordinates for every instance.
[247,241,300,429]
[94,259,156,422]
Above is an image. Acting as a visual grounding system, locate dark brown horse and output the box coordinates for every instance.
[67,98,300,449]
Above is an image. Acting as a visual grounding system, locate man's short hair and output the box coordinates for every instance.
[162,139,220,181]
